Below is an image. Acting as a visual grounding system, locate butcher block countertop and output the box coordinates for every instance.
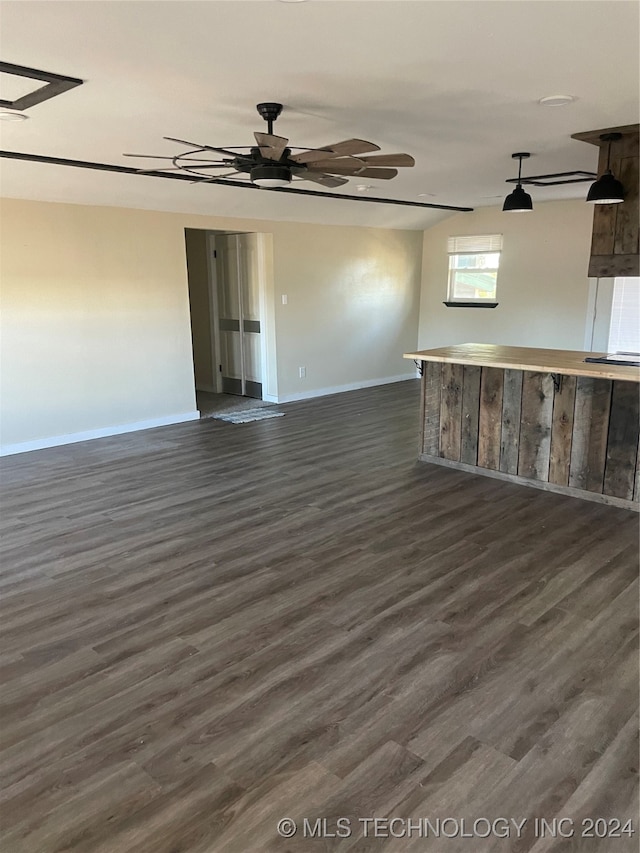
[404,343,640,383]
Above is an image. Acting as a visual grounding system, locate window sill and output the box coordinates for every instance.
[443,301,499,308]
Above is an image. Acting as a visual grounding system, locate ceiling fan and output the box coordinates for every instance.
[124,102,415,189]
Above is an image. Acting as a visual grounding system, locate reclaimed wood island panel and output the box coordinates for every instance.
[404,344,640,510]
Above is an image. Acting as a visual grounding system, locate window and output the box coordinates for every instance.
[608,277,640,353]
[446,234,502,306]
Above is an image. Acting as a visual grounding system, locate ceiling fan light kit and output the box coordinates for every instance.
[586,133,625,204]
[503,153,533,212]
[250,164,291,187]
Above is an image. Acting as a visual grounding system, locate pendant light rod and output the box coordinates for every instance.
[512,152,530,185]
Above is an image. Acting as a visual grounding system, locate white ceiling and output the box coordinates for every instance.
[1,0,638,230]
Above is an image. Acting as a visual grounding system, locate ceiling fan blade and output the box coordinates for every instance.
[164,136,242,159]
[307,162,399,179]
[305,157,369,174]
[357,153,415,167]
[254,132,289,161]
[290,139,381,164]
[354,167,399,180]
[295,171,349,188]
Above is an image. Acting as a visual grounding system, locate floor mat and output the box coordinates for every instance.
[212,408,285,424]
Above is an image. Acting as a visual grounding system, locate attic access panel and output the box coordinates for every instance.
[0,61,83,111]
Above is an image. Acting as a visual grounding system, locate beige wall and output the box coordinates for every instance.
[418,200,594,350]
[0,198,423,451]
[0,194,598,452]
[272,223,423,400]
[0,200,199,449]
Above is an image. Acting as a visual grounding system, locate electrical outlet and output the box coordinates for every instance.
[282,294,288,304]
[299,366,306,379]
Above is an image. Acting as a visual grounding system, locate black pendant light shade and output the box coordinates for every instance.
[503,153,533,212]
[586,171,625,204]
[586,134,624,204]
[503,183,533,212]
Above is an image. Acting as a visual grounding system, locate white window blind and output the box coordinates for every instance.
[447,234,503,254]
[608,277,640,353]
[446,234,502,303]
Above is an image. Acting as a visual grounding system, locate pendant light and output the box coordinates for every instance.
[586,133,624,204]
[503,153,533,212]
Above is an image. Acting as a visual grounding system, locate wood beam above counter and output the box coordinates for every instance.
[572,123,639,278]
[404,343,640,383]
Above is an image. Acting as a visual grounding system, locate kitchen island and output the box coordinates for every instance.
[404,344,640,510]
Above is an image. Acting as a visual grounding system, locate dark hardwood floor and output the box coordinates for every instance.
[1,379,638,853]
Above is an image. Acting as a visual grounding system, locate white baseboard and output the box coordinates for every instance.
[0,411,201,457]
[275,373,418,404]
[1,376,420,454]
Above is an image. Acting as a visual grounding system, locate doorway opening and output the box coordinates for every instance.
[184,228,275,418]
